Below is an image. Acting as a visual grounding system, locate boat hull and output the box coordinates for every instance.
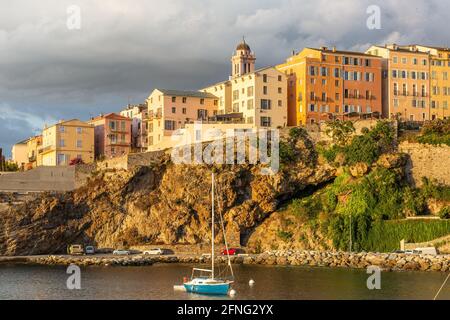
[183,283,230,295]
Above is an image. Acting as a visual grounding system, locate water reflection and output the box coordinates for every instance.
[0,264,448,300]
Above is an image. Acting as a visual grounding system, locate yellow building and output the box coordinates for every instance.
[26,135,43,170]
[11,139,29,169]
[277,47,383,125]
[39,119,94,166]
[366,44,431,121]
[411,45,450,120]
[203,39,288,128]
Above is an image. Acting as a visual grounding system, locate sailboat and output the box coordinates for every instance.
[181,172,234,295]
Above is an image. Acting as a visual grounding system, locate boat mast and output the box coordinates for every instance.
[211,171,215,280]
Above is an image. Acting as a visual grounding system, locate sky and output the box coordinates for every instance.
[1,0,449,157]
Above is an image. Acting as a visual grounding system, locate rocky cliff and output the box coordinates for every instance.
[0,134,336,256]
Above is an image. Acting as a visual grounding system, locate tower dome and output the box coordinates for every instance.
[231,37,256,78]
[236,39,251,51]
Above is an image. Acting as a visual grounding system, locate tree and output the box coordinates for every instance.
[325,121,356,146]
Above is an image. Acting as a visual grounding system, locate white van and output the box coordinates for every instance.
[414,247,438,256]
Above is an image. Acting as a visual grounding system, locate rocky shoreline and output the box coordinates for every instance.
[0,250,448,272]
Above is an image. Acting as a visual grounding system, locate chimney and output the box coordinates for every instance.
[332,46,337,52]
[292,50,295,56]
[321,46,328,51]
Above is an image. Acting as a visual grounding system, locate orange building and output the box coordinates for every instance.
[366,44,431,121]
[277,47,383,125]
[88,113,132,159]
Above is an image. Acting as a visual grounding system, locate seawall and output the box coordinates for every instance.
[1,250,448,272]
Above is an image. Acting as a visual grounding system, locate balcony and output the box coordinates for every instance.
[148,111,163,119]
[38,145,56,154]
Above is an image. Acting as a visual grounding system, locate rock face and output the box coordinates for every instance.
[0,137,336,256]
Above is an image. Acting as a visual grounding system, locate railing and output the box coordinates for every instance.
[38,145,55,154]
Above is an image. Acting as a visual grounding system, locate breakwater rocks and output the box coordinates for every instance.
[1,250,448,272]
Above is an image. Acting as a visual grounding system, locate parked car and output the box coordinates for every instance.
[143,248,164,255]
[113,249,131,255]
[85,246,95,255]
[221,248,239,256]
[67,244,84,255]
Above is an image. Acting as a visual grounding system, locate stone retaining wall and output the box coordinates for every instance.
[2,250,448,272]
[399,141,450,187]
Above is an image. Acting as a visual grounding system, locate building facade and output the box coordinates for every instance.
[366,45,431,121]
[120,103,149,152]
[11,140,28,169]
[203,40,288,128]
[412,45,450,120]
[89,113,132,159]
[146,89,219,150]
[39,119,94,166]
[26,135,43,169]
[277,47,383,125]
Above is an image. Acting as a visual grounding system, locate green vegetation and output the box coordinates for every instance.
[277,230,293,242]
[319,121,396,166]
[2,162,19,172]
[287,168,450,252]
[362,220,450,252]
[417,119,450,146]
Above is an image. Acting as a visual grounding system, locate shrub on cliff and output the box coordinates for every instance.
[319,121,396,166]
[417,119,450,146]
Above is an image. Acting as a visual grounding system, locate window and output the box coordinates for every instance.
[197,109,208,120]
[278,100,282,107]
[393,56,398,63]
[247,116,254,124]
[402,57,407,64]
[110,134,117,144]
[57,154,67,165]
[263,86,268,94]
[247,99,254,110]
[392,70,397,78]
[263,74,268,83]
[321,67,327,76]
[164,120,176,130]
[278,75,282,81]
[261,99,272,110]
[60,139,65,147]
[172,107,176,113]
[76,140,82,148]
[200,98,204,105]
[278,87,282,94]
[413,58,418,65]
[335,80,339,87]
[182,97,187,103]
[309,104,316,112]
[172,97,176,103]
[260,116,271,127]
[76,127,82,134]
[182,107,186,114]
[247,86,254,97]
[334,68,340,78]
[60,126,65,133]
[233,90,239,101]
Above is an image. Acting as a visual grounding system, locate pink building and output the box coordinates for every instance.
[88,113,132,159]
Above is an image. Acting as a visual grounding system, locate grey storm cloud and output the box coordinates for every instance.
[0,0,449,156]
